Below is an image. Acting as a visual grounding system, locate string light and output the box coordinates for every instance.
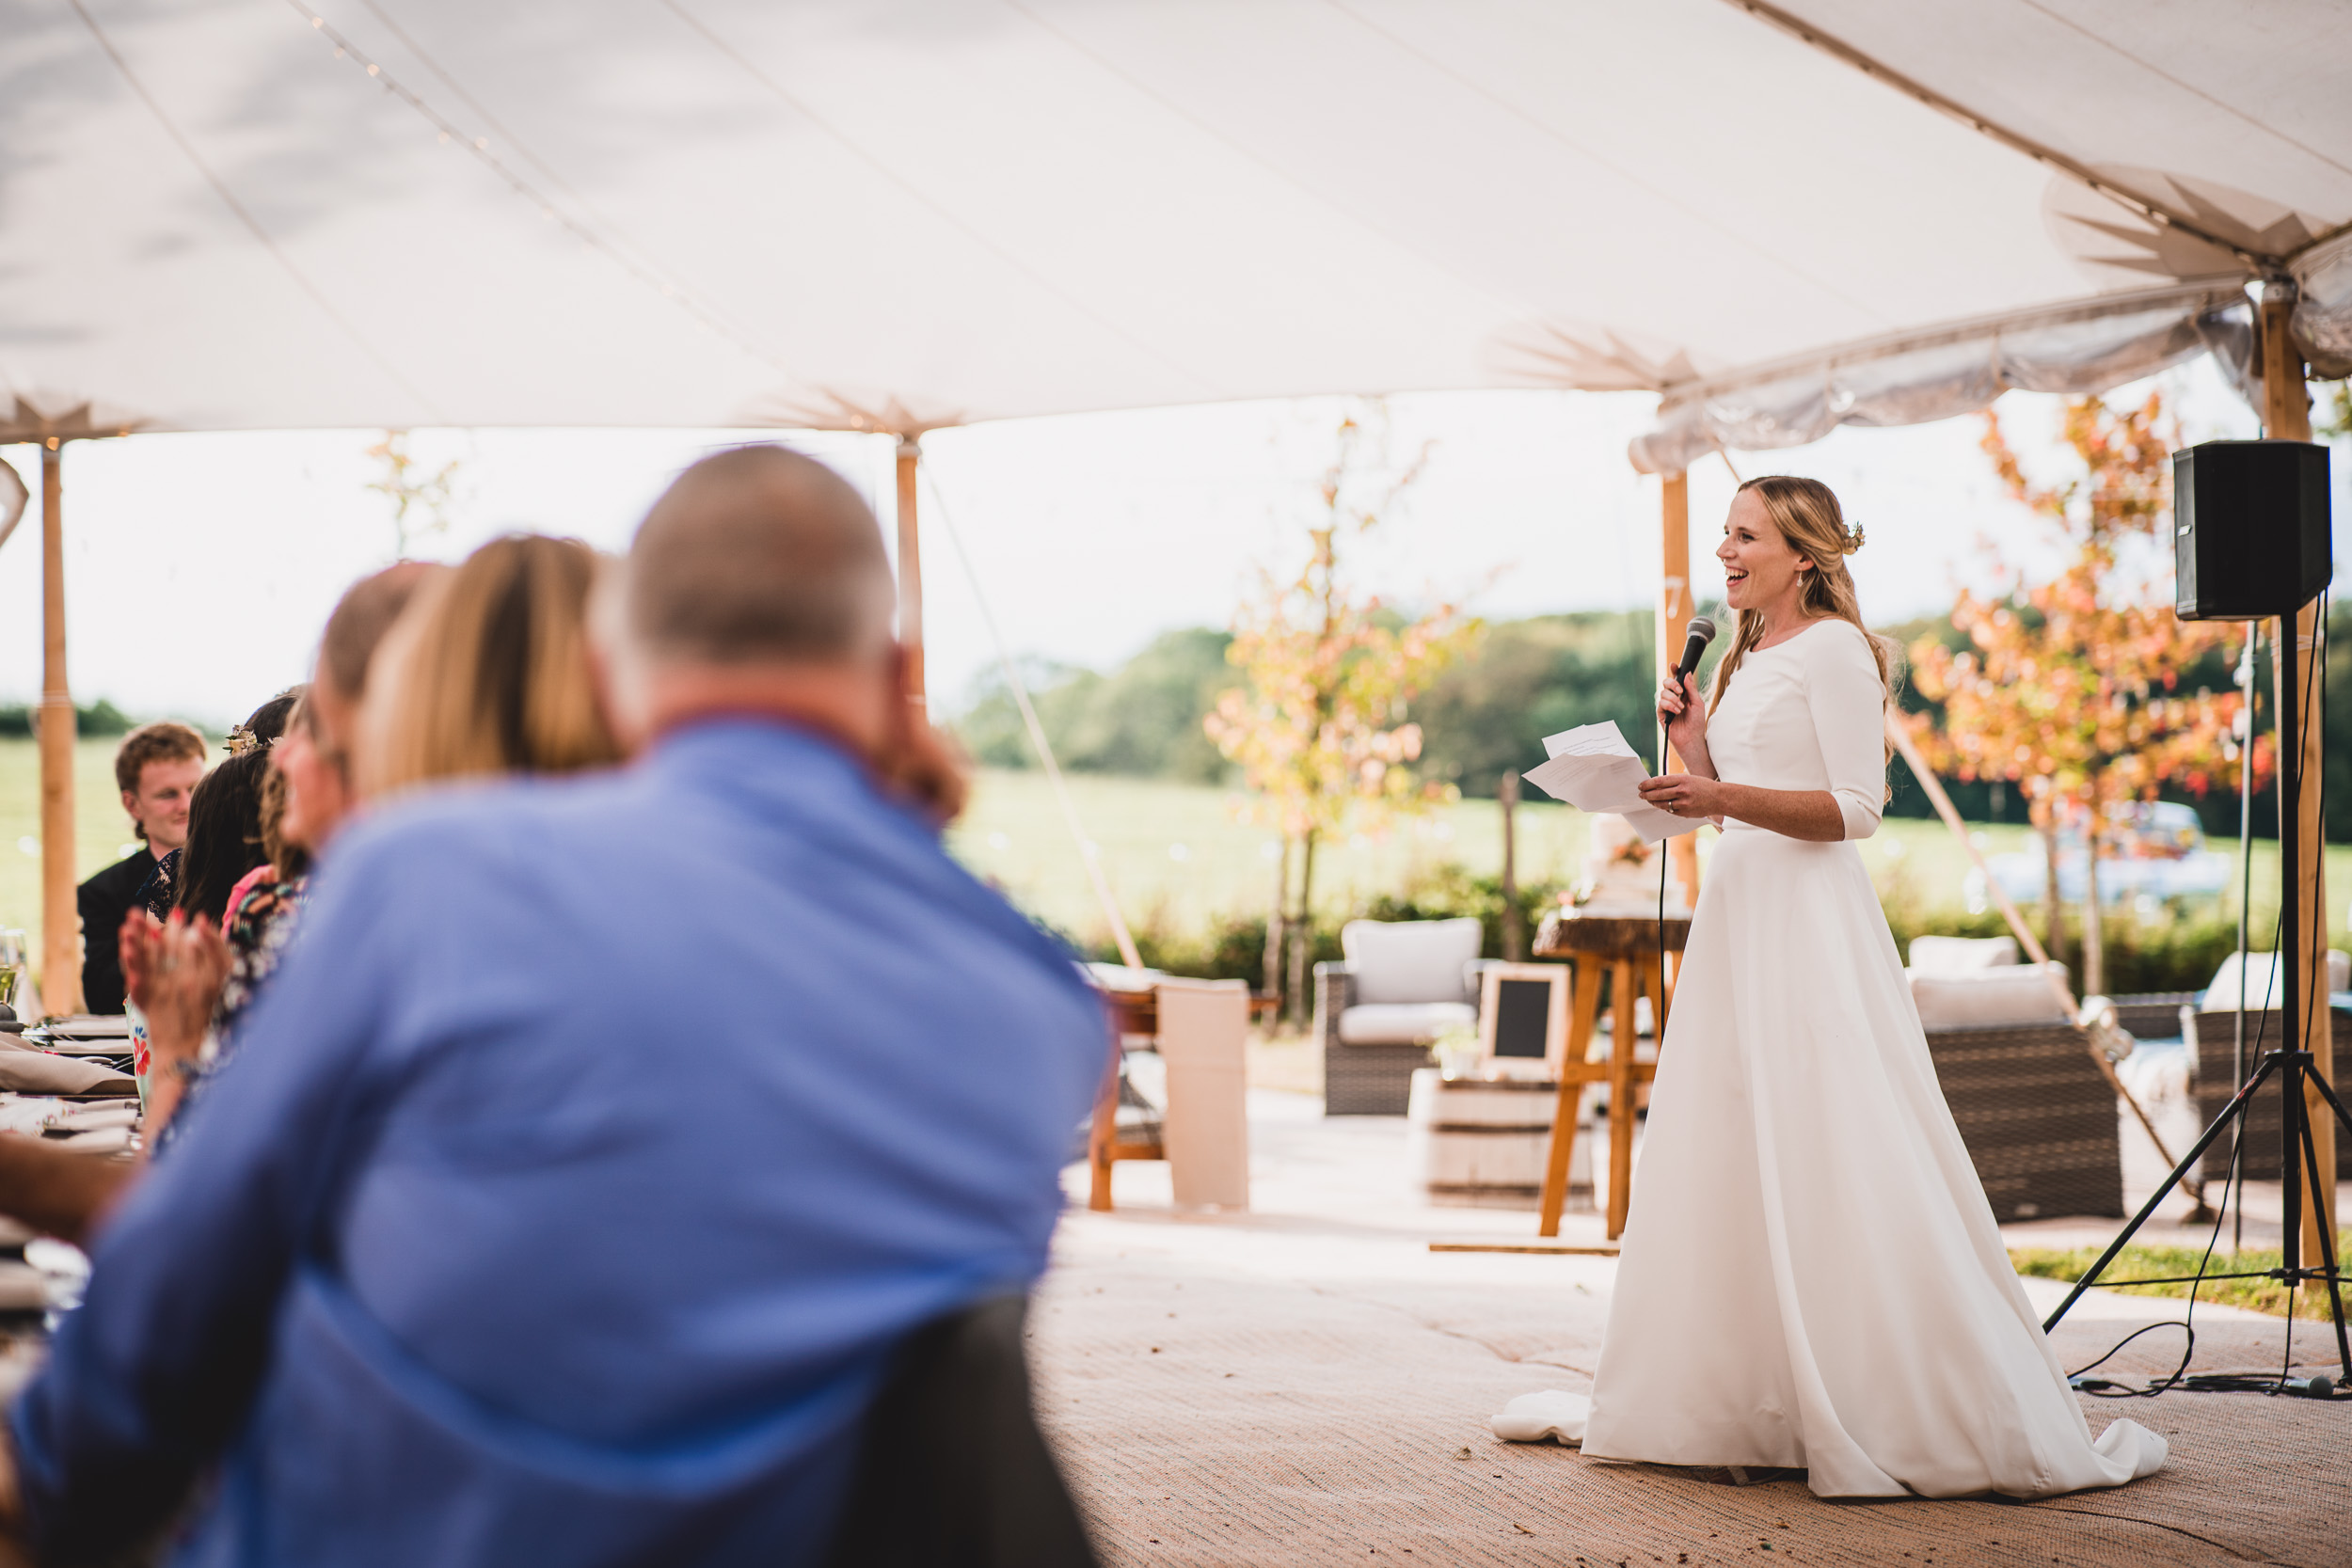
[64,0,449,421]
[280,0,796,382]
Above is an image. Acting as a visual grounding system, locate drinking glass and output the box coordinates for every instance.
[0,929,26,1011]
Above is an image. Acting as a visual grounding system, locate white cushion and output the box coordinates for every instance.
[2201,950,2351,1013]
[1910,963,2072,1031]
[1342,918,1483,1006]
[1338,1002,1477,1045]
[1908,935,2018,974]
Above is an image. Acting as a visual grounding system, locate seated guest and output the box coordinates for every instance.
[216,692,316,939]
[0,569,438,1245]
[133,692,300,925]
[2,448,1105,1565]
[166,749,272,927]
[132,539,620,1144]
[76,722,205,1014]
[130,694,310,1145]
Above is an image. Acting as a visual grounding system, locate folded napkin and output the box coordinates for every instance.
[0,1037,135,1097]
[1491,1389,1592,1446]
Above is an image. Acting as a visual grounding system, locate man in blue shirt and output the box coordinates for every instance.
[3,448,1108,1565]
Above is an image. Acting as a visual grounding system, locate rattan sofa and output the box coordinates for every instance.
[1920,1019,2123,1222]
[1903,952,2124,1223]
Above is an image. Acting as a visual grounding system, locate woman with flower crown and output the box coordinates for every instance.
[1538,477,2166,1497]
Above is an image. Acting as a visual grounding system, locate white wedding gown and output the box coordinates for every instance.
[1575,618,2166,1499]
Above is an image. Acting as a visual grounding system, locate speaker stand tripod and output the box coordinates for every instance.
[2043,594,2348,1389]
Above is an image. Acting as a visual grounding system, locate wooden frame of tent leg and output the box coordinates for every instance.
[896,436,926,710]
[2261,283,2333,1265]
[1658,470,1701,926]
[1475,470,1697,1252]
[38,440,81,1019]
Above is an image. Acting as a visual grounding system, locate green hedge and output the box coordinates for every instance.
[1077,864,2245,1000]
[0,700,136,737]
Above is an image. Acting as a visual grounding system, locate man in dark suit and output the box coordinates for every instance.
[75,722,206,1014]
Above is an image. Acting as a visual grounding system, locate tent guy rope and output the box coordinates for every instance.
[919,459,1146,971]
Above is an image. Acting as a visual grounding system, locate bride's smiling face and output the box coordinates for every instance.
[1718,489,1814,614]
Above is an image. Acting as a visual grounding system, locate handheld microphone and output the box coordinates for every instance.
[1664,615,1717,709]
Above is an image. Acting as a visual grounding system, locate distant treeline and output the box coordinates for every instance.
[0,700,137,738]
[951,604,2350,840]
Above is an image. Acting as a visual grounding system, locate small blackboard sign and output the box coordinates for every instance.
[1477,963,1567,1074]
[1492,978,1553,1058]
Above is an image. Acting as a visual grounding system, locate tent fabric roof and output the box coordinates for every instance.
[3,0,2347,450]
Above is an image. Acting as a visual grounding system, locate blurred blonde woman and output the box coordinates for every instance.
[1545,476,2168,1498]
[361,533,622,795]
[133,541,619,1153]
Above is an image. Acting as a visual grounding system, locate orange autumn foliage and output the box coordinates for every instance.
[1908,391,2263,870]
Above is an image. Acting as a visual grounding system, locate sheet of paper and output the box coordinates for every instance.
[1520,721,1697,842]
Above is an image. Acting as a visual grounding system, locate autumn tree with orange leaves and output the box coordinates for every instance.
[1207,414,1482,1019]
[1908,391,2261,995]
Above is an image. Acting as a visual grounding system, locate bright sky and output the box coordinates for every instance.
[0,356,2289,732]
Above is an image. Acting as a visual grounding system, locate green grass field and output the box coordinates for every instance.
[2011,1235,2352,1319]
[944,767,2352,954]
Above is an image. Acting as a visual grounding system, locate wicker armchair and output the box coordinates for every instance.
[1923,1021,2124,1222]
[1316,963,1442,1115]
[1316,917,1486,1115]
[2182,1006,2352,1182]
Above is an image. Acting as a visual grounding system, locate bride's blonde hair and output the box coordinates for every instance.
[1708,475,1893,716]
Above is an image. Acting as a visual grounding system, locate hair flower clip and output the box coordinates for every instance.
[1841,523,1866,556]
[225,724,266,757]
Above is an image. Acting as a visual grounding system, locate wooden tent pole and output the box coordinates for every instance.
[1500,770,1523,961]
[2260,284,2331,1259]
[896,436,925,713]
[1658,472,1701,911]
[39,440,81,1018]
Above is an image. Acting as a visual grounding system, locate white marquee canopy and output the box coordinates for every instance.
[5,0,2347,460]
[5,0,2351,1023]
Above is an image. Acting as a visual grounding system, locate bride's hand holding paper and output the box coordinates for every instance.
[1518,721,1698,843]
[1636,771,1722,820]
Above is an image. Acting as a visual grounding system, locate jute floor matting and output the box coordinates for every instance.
[1039,1101,2348,1568]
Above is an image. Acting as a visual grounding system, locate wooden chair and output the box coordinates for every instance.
[1087,989,1162,1212]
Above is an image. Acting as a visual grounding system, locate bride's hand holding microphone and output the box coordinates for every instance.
[1638,673,1721,819]
[1637,615,1721,821]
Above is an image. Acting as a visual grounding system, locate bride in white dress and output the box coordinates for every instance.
[1570,477,2165,1498]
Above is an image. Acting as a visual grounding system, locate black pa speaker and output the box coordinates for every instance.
[2174,439,2332,620]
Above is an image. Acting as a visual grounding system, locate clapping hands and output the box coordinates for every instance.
[119,911,230,1078]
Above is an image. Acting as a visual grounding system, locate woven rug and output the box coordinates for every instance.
[1039,1107,2347,1568]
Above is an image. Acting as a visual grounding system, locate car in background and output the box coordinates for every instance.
[1967,800,2232,913]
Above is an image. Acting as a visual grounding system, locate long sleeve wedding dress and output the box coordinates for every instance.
[1573,617,2166,1498]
